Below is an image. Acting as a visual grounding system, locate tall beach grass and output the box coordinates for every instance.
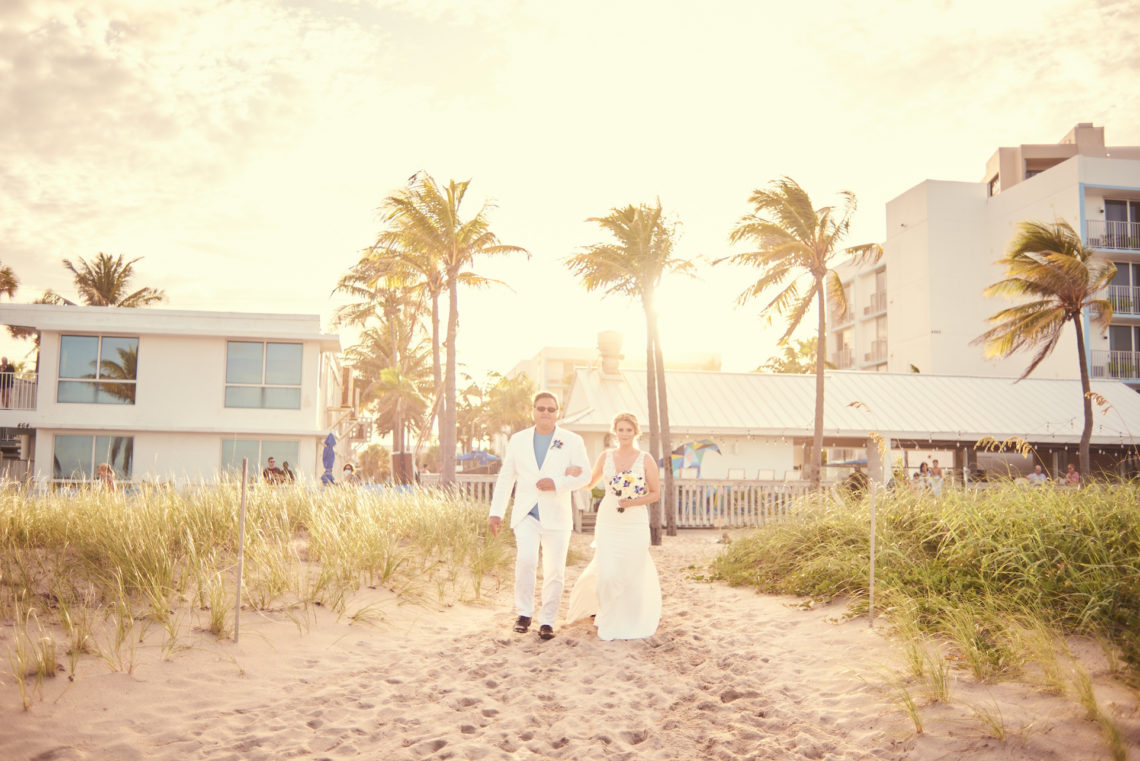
[711,482,1139,757]
[0,483,512,707]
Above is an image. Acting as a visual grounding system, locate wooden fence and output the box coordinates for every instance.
[421,474,820,529]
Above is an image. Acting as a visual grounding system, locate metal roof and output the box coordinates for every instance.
[563,369,1140,447]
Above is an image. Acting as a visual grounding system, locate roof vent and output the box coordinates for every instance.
[597,330,623,376]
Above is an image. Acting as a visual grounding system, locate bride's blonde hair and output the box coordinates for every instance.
[611,412,640,436]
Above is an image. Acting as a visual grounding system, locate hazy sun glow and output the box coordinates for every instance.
[3,0,1139,378]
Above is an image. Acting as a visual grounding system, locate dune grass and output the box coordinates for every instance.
[0,483,512,708]
[710,482,1139,757]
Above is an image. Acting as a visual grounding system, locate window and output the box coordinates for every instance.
[58,335,139,404]
[53,434,133,482]
[225,341,302,409]
[221,439,300,480]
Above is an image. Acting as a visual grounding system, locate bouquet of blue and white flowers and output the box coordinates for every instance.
[609,470,648,513]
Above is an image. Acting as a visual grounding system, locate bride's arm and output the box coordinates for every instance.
[566,451,607,490]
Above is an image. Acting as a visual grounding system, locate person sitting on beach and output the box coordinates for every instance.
[1064,463,1080,486]
[842,466,870,499]
[929,459,944,496]
[281,461,297,482]
[342,463,360,485]
[95,462,116,492]
[262,457,285,485]
[1026,464,1048,486]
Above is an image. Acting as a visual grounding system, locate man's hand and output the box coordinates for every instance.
[564,465,582,477]
[536,477,556,491]
[488,516,502,537]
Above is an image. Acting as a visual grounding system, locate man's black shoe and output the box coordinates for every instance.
[538,624,555,640]
[513,615,531,633]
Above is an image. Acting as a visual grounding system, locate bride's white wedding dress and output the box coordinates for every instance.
[566,450,662,640]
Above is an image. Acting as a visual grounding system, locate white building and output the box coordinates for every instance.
[0,304,355,488]
[830,123,1140,390]
[562,366,1140,483]
[508,330,721,406]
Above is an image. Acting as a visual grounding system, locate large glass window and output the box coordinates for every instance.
[58,335,139,404]
[221,439,299,480]
[53,435,134,482]
[225,341,302,409]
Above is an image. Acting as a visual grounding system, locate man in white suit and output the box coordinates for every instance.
[488,391,591,640]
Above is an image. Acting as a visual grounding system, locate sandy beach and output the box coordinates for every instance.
[2,529,1136,761]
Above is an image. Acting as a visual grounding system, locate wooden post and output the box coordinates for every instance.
[234,458,249,642]
[869,481,876,628]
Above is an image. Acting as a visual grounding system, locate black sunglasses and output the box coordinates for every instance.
[534,405,558,413]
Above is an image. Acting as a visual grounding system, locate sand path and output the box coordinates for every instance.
[2,529,1135,760]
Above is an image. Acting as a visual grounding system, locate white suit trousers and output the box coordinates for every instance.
[512,516,572,626]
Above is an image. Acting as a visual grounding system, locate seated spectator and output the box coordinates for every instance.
[342,463,360,485]
[1064,463,1080,485]
[262,456,285,485]
[1026,464,1049,486]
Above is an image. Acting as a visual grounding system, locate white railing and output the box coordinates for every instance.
[420,474,817,529]
[0,372,37,411]
[1107,284,1140,316]
[831,347,854,369]
[420,473,497,503]
[1087,219,1140,250]
[1091,349,1140,380]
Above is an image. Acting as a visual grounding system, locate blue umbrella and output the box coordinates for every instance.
[321,432,336,485]
[457,449,500,466]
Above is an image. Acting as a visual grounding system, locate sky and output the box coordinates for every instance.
[3,0,1140,383]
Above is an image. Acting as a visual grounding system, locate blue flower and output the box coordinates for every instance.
[551,439,564,449]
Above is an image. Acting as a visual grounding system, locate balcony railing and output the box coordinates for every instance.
[831,347,854,369]
[1091,350,1140,380]
[0,372,37,411]
[864,340,888,364]
[1087,219,1140,250]
[863,291,887,315]
[1108,285,1140,316]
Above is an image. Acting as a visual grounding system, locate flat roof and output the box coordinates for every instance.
[0,304,341,351]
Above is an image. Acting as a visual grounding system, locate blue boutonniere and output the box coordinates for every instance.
[551,439,564,449]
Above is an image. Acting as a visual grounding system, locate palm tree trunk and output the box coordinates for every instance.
[644,319,662,547]
[1074,317,1092,477]
[811,278,826,489]
[441,276,459,485]
[648,296,676,536]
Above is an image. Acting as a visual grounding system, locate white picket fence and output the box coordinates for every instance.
[420,474,819,529]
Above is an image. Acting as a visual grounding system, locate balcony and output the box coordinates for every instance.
[863,291,888,316]
[1108,285,1140,316]
[831,347,854,369]
[863,340,888,365]
[1087,220,1140,251]
[0,372,37,411]
[1091,350,1140,380]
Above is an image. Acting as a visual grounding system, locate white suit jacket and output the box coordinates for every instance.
[489,425,591,531]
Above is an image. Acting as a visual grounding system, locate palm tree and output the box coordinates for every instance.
[757,337,835,374]
[333,261,430,477]
[974,219,1115,475]
[721,177,878,488]
[378,173,527,484]
[0,262,17,299]
[566,200,693,543]
[361,210,510,470]
[42,253,166,307]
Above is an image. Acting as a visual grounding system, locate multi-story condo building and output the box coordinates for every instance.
[831,123,1140,389]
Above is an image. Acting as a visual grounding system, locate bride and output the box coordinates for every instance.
[565,412,662,640]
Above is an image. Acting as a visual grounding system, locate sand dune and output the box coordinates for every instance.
[2,530,1136,760]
